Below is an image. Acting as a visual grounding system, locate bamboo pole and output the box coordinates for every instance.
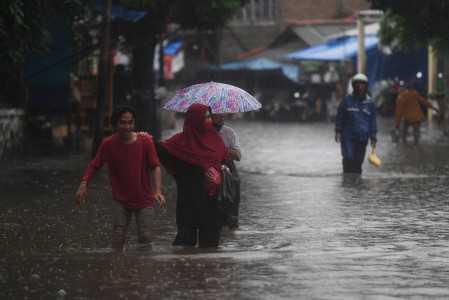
[428,45,437,127]
[357,16,366,74]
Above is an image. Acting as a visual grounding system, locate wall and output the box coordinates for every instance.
[0,109,24,159]
[220,0,370,63]
[279,0,370,23]
[220,25,282,63]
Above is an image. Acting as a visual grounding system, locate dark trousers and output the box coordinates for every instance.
[342,140,368,174]
[401,121,421,144]
[156,143,223,248]
[173,176,223,248]
[222,160,241,228]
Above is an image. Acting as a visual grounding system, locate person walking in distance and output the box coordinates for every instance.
[394,81,438,145]
[335,73,377,174]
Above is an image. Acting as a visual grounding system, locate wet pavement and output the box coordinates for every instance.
[2,118,449,299]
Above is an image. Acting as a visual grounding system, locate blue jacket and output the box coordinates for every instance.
[335,94,377,143]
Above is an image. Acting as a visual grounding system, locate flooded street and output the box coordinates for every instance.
[2,118,449,299]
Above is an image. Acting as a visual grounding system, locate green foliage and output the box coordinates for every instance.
[119,0,160,10]
[171,0,245,29]
[1,1,45,67]
[0,0,92,68]
[119,0,247,32]
[369,0,449,51]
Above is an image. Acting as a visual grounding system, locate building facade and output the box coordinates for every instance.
[220,0,370,62]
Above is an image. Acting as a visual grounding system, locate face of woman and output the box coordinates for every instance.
[185,104,214,132]
[204,110,213,128]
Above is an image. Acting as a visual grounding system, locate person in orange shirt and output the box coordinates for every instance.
[395,82,438,144]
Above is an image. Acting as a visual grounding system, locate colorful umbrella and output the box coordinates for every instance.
[163,81,262,113]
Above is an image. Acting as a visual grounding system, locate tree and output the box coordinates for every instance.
[368,0,449,124]
[368,1,449,50]
[119,0,247,137]
[89,0,247,154]
[0,0,92,107]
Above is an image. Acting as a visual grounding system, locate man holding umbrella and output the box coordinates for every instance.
[335,73,377,174]
[212,113,242,229]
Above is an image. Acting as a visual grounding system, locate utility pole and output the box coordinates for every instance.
[92,0,113,157]
[356,15,365,74]
[428,45,437,127]
[357,10,383,75]
[158,36,165,87]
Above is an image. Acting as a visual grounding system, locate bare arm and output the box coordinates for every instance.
[419,96,439,112]
[226,127,242,161]
[229,148,241,161]
[151,166,166,208]
[75,180,88,207]
[75,142,106,206]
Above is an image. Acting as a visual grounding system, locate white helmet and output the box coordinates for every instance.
[352,73,368,84]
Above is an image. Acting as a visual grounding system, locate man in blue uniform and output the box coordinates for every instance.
[335,73,377,174]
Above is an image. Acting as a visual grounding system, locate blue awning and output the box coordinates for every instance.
[111,5,146,22]
[96,1,146,22]
[164,40,182,56]
[219,58,300,82]
[286,35,379,61]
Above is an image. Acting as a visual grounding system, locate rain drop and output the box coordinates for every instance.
[57,289,67,297]
[31,274,40,280]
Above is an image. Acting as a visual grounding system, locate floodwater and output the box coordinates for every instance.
[2,118,449,299]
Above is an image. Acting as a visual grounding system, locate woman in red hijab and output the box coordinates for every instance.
[157,103,229,247]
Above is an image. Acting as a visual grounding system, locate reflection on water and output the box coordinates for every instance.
[2,119,449,299]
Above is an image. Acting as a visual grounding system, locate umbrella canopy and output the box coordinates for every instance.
[163,81,262,113]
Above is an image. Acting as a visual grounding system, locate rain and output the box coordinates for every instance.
[2,119,449,299]
[2,1,449,299]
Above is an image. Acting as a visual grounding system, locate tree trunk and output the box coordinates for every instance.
[131,35,161,141]
[91,0,113,158]
[2,66,27,108]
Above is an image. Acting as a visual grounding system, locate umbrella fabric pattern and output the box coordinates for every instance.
[163,82,261,113]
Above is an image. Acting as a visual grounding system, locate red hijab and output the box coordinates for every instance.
[161,103,228,171]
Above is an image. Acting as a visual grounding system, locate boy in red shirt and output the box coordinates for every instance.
[75,106,165,250]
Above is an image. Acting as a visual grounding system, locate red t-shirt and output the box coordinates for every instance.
[82,133,160,208]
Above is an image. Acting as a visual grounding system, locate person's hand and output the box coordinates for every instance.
[75,181,88,207]
[154,192,166,208]
[205,167,221,186]
[229,148,241,161]
[335,132,341,143]
[205,168,216,181]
